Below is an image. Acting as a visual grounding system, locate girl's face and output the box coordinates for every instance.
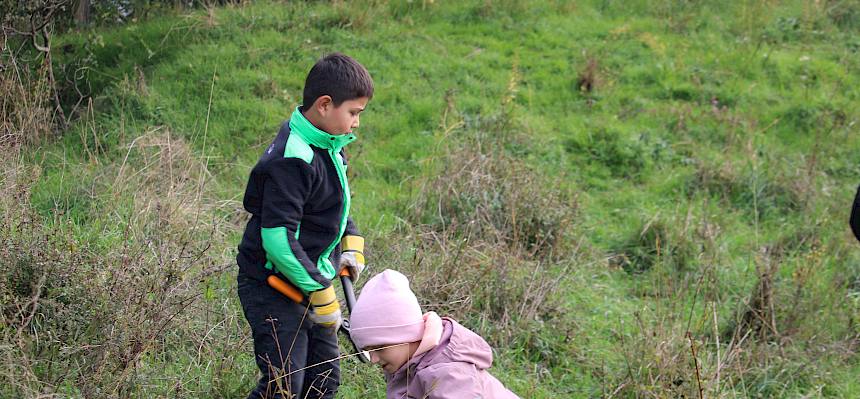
[366,343,413,374]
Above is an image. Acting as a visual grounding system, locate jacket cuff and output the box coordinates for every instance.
[342,235,364,253]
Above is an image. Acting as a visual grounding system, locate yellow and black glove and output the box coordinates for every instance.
[308,286,342,330]
[339,235,366,282]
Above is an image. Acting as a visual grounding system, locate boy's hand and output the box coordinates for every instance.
[339,252,365,282]
[340,235,366,281]
[308,286,342,330]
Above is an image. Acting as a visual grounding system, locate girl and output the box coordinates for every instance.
[349,269,520,399]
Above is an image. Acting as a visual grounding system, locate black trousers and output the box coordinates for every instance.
[237,271,340,399]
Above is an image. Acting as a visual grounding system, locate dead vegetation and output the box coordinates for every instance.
[0,122,245,396]
[363,68,589,371]
[1,40,56,147]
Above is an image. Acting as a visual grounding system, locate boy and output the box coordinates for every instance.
[349,270,520,399]
[236,53,372,399]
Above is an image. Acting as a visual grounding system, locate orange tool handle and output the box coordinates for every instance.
[267,275,304,304]
[338,267,351,277]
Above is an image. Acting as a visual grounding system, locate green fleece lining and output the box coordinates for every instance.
[315,149,350,277]
[288,107,356,150]
[288,107,355,281]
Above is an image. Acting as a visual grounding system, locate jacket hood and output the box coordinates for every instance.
[412,317,493,372]
[384,317,518,399]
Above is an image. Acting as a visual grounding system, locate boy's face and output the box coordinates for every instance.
[317,96,369,136]
[366,343,412,374]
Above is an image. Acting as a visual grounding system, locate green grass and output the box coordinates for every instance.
[4,0,860,397]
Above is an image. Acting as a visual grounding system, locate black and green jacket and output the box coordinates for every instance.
[237,107,359,294]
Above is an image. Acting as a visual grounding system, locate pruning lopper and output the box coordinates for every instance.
[266,269,371,363]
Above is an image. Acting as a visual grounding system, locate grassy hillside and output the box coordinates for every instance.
[3,0,859,397]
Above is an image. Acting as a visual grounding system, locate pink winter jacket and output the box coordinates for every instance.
[384,314,520,399]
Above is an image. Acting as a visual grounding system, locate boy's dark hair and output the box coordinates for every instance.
[302,53,374,110]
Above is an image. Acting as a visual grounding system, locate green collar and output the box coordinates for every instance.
[288,107,357,151]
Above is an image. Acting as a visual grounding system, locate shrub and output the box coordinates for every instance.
[0,130,234,398]
[379,87,586,368]
[0,47,56,147]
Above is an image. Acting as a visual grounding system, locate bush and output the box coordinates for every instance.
[0,130,237,398]
[377,91,586,368]
[0,46,56,147]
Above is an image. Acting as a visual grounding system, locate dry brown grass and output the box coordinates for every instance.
[0,122,244,397]
[1,43,55,148]
[368,70,589,358]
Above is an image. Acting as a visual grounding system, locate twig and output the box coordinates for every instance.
[268,317,285,378]
[196,67,217,203]
[685,266,707,333]
[607,381,628,398]
[272,342,408,383]
[713,302,721,394]
[285,301,312,393]
[687,331,704,399]
[19,270,47,332]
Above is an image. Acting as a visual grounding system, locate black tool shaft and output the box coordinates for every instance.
[339,274,370,363]
[340,275,358,311]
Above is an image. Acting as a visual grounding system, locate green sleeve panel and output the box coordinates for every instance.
[311,149,352,279]
[261,226,324,294]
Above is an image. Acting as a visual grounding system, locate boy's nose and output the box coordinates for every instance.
[369,351,379,364]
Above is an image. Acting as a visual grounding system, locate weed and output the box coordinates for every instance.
[0,128,227,397]
[763,16,803,44]
[576,57,600,107]
[564,128,648,180]
[826,0,860,29]
[612,218,697,275]
[1,45,56,147]
[687,158,805,220]
[379,81,585,370]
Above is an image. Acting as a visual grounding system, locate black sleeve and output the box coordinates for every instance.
[260,156,331,293]
[344,216,360,237]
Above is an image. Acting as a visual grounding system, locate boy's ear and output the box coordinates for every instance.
[313,95,333,115]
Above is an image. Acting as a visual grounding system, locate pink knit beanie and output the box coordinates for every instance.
[349,269,425,349]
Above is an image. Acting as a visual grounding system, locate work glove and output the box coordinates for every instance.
[308,285,342,331]
[339,235,366,282]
